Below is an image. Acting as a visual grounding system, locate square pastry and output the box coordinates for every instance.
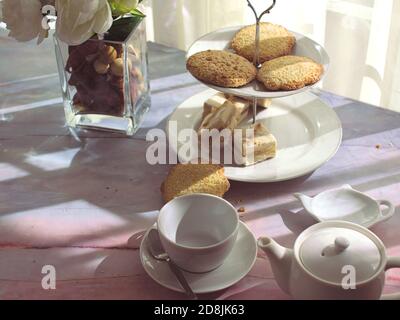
[234,123,277,166]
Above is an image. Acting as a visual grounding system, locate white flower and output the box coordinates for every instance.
[1,0,47,43]
[55,0,113,46]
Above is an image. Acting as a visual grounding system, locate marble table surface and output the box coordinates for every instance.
[0,31,400,299]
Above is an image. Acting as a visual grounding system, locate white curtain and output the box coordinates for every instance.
[145,0,247,51]
[144,0,400,112]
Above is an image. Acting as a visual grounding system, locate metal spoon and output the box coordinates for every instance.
[147,229,198,300]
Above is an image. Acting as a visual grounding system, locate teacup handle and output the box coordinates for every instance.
[381,256,400,300]
[377,200,395,222]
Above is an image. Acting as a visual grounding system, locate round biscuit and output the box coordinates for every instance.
[186,50,257,88]
[231,23,296,63]
[257,55,323,91]
[161,164,230,203]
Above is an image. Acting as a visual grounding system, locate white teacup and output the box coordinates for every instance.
[157,193,239,273]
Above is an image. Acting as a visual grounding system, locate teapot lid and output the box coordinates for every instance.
[299,226,383,284]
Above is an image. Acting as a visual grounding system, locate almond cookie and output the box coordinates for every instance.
[257,55,323,91]
[231,23,296,63]
[161,164,230,203]
[186,50,257,88]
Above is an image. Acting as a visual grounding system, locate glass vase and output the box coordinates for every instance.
[54,18,150,136]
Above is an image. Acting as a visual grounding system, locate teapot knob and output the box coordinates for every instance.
[334,237,350,252]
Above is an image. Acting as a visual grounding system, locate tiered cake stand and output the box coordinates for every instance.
[168,19,342,183]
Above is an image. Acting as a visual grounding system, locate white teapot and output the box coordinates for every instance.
[258,221,400,299]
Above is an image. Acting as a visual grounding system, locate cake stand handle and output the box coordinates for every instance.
[251,97,257,124]
[246,0,276,67]
[246,0,277,123]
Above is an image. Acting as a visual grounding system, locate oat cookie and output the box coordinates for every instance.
[257,55,323,91]
[186,50,257,88]
[231,23,296,63]
[161,164,230,203]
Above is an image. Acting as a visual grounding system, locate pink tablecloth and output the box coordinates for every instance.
[0,132,399,299]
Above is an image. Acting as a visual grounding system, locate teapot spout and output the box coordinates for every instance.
[258,237,293,295]
[293,193,313,214]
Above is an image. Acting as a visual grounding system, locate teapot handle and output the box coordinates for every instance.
[381,256,400,300]
[377,200,395,221]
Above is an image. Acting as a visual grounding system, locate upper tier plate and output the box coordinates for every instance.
[186,25,330,99]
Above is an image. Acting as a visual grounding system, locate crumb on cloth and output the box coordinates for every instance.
[238,207,246,216]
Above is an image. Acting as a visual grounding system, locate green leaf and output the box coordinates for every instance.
[130,8,146,17]
[108,0,143,16]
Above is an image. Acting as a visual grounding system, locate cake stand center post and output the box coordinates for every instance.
[246,0,276,123]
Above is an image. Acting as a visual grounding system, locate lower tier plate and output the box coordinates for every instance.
[167,89,342,183]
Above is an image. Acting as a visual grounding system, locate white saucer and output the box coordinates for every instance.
[140,221,257,294]
[167,89,342,183]
[186,25,330,99]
